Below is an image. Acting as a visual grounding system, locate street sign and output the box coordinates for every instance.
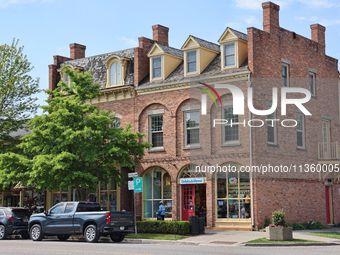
[128,172,138,178]
[128,181,134,190]
[133,177,143,193]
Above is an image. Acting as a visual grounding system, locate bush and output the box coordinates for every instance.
[289,221,327,230]
[264,216,271,228]
[272,210,286,226]
[292,222,306,230]
[136,221,190,235]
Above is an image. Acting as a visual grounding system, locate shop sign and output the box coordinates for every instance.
[128,172,138,178]
[180,178,204,184]
[128,181,134,190]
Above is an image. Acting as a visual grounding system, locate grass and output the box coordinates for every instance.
[242,237,322,244]
[125,233,187,240]
[303,232,340,239]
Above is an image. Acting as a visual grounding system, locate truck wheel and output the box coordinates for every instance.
[0,224,7,240]
[110,234,125,243]
[84,225,99,243]
[30,224,43,241]
[57,235,70,241]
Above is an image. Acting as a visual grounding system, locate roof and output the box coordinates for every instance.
[190,35,220,52]
[228,28,248,41]
[157,43,183,58]
[9,127,30,138]
[62,48,135,88]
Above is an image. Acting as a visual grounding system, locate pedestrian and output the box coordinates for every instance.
[158,201,165,220]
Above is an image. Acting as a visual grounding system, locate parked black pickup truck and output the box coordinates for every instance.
[28,202,134,243]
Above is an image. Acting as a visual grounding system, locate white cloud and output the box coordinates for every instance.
[120,37,138,47]
[0,0,53,8]
[298,0,338,8]
[245,15,257,25]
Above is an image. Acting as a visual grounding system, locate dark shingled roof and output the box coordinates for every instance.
[190,35,220,52]
[228,28,248,41]
[9,127,31,138]
[62,48,135,88]
[157,43,183,58]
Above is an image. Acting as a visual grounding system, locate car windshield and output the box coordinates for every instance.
[12,209,31,217]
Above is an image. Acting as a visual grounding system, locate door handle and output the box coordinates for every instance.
[56,216,60,219]
[68,215,72,218]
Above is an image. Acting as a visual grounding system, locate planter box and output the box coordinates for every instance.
[266,227,293,241]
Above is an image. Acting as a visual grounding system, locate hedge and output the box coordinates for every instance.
[136,221,190,235]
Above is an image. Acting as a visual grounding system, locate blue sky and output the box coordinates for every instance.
[1,0,339,115]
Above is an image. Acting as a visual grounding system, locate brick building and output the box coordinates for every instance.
[48,2,339,229]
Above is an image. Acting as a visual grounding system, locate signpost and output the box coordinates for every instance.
[130,176,142,238]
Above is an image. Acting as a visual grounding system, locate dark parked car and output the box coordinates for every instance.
[0,207,31,240]
[28,202,134,243]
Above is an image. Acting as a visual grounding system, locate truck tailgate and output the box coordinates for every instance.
[110,212,134,227]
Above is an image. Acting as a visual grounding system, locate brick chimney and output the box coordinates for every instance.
[134,37,155,86]
[262,2,280,34]
[152,24,169,46]
[311,24,326,47]
[70,43,86,59]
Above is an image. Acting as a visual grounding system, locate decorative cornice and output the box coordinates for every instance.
[87,86,135,104]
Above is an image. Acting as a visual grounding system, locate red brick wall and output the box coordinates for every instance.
[70,43,86,59]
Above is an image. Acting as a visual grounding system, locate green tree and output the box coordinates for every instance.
[0,67,151,200]
[0,39,40,146]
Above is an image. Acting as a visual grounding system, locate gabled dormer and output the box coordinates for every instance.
[181,35,220,77]
[147,43,183,82]
[218,27,248,70]
[58,64,83,86]
[103,55,130,88]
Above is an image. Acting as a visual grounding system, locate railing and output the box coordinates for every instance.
[318,142,340,160]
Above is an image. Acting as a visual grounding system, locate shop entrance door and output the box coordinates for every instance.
[182,185,195,221]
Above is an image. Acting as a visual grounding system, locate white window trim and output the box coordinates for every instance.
[148,114,164,151]
[103,55,129,88]
[282,63,289,87]
[296,113,305,149]
[110,62,121,86]
[309,72,316,96]
[267,102,278,145]
[222,42,237,69]
[222,105,240,146]
[151,56,163,81]
[183,110,200,148]
[186,50,198,75]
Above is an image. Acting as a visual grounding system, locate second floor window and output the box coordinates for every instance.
[187,51,197,73]
[282,64,289,87]
[110,118,121,129]
[267,110,277,144]
[297,114,305,148]
[185,111,200,145]
[152,57,162,79]
[225,43,235,67]
[110,62,121,86]
[309,72,315,96]
[223,107,239,143]
[150,115,163,147]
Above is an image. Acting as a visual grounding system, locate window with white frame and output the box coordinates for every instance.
[150,115,163,147]
[297,114,305,148]
[152,57,162,79]
[282,64,289,87]
[185,111,200,145]
[110,62,121,86]
[223,107,239,143]
[309,72,316,96]
[267,108,277,144]
[224,43,235,67]
[187,50,197,73]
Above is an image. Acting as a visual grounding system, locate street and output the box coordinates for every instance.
[1,239,340,255]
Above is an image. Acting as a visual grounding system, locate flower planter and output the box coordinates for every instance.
[266,226,293,241]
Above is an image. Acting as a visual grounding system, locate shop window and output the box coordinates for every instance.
[100,178,118,211]
[216,163,251,219]
[143,167,172,219]
[223,107,239,144]
[179,165,206,178]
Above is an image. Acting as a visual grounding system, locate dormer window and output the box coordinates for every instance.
[64,74,70,85]
[187,50,197,73]
[103,55,129,88]
[152,57,162,79]
[110,62,121,86]
[57,64,83,87]
[224,43,235,67]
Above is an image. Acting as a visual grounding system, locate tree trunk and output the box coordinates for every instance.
[76,187,90,201]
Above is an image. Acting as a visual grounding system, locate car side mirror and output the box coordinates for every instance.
[44,210,49,216]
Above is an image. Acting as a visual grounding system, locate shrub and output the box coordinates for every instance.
[264,216,271,228]
[292,222,306,230]
[136,221,190,235]
[272,210,286,226]
[289,221,327,230]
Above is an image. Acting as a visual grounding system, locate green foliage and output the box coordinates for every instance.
[136,221,190,235]
[0,39,40,143]
[292,222,306,230]
[272,210,286,226]
[264,216,271,228]
[289,221,327,230]
[0,66,151,199]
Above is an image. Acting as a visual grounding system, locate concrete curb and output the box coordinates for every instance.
[124,238,198,245]
[244,242,340,246]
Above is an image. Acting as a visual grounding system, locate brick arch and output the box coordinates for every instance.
[176,164,207,181]
[138,162,178,182]
[138,103,169,136]
[137,102,171,120]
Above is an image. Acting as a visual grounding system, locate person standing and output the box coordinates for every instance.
[158,201,165,220]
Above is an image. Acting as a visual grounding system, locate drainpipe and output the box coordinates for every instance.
[247,72,255,230]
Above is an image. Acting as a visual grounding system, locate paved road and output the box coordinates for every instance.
[1,239,340,255]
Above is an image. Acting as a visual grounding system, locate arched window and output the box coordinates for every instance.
[216,163,251,220]
[179,164,206,178]
[143,167,172,219]
[110,118,121,129]
[110,62,121,86]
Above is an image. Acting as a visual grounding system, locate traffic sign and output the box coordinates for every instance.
[128,181,134,190]
[128,172,138,178]
[133,177,143,193]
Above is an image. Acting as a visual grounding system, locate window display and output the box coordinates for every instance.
[216,163,251,219]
